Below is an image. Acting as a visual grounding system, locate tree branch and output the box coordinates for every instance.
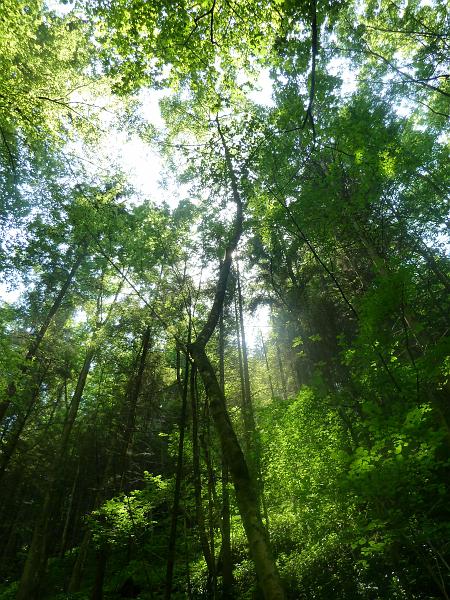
[302,0,318,137]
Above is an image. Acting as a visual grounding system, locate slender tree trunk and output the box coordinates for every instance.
[199,403,218,595]
[219,308,233,597]
[26,251,85,362]
[275,338,288,401]
[60,462,80,558]
[259,330,275,399]
[68,530,91,593]
[205,415,217,596]
[164,343,190,600]
[220,462,233,598]
[236,264,256,459]
[0,370,47,482]
[60,348,95,454]
[191,366,215,595]
[119,325,152,490]
[234,296,247,426]
[183,515,193,599]
[91,545,108,600]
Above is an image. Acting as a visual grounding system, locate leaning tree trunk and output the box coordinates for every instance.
[190,344,284,599]
[0,369,47,483]
[0,249,85,425]
[189,119,285,600]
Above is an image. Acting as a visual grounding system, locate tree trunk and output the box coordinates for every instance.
[236,263,256,459]
[234,296,247,424]
[191,366,215,595]
[164,346,190,600]
[219,308,233,597]
[0,370,47,482]
[198,404,218,595]
[91,545,108,600]
[259,330,275,399]
[220,462,233,598]
[17,348,95,600]
[60,348,95,454]
[190,343,284,600]
[119,325,152,490]
[60,462,80,558]
[68,530,91,593]
[0,250,85,425]
[275,337,288,401]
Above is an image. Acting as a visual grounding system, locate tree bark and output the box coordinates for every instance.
[191,366,215,595]
[219,308,233,597]
[164,345,190,600]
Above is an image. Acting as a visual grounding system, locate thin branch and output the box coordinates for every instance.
[302,0,318,137]
[362,23,450,40]
[0,127,16,172]
[365,43,450,99]
[210,0,218,46]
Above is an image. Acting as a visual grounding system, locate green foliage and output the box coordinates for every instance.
[0,0,449,598]
[0,0,94,165]
[89,473,171,547]
[257,381,450,597]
